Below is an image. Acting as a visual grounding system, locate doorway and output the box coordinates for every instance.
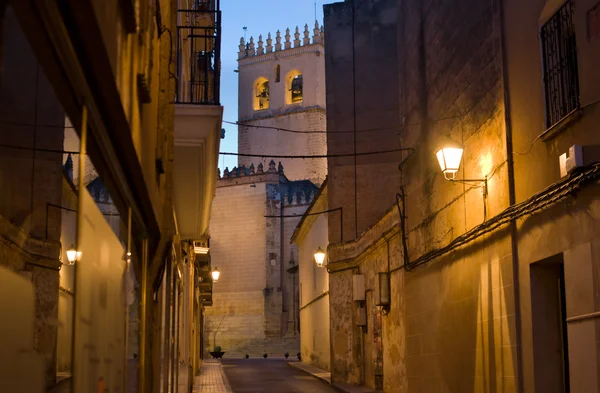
[530,254,570,393]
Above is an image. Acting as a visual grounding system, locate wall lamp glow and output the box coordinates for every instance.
[435,141,488,195]
[211,267,220,283]
[314,247,326,268]
[65,245,82,265]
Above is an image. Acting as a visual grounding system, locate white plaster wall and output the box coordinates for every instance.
[297,206,330,370]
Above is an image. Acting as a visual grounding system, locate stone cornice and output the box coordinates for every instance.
[326,202,400,273]
[0,214,61,269]
[238,43,324,67]
[217,172,284,188]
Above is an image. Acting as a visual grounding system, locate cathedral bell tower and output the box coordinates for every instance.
[237,22,327,186]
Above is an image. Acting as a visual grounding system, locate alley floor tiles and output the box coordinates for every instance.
[193,360,232,393]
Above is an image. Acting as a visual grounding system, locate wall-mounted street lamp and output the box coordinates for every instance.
[211,267,220,283]
[314,247,326,268]
[65,244,82,265]
[435,140,464,180]
[435,140,488,195]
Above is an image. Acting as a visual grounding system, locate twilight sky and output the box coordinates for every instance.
[218,0,332,171]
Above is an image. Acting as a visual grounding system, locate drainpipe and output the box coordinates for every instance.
[280,189,286,333]
[499,1,524,392]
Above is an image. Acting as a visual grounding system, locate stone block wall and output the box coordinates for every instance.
[205,178,269,352]
[207,164,317,355]
[396,0,514,389]
[324,0,403,244]
[238,109,327,185]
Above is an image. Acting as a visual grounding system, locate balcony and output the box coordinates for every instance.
[176,2,221,105]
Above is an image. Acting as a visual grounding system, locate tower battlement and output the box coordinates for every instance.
[238,21,324,61]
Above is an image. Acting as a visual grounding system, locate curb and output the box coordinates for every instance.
[286,361,333,388]
[286,362,380,393]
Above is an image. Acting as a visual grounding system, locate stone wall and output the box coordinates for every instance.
[237,23,327,186]
[238,109,327,185]
[0,7,64,387]
[206,162,317,356]
[325,0,516,390]
[324,0,403,244]
[205,175,269,353]
[502,0,600,391]
[294,183,331,371]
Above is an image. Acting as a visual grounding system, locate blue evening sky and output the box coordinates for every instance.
[218,0,333,171]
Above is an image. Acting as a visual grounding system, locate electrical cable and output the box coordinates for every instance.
[394,161,600,272]
[0,143,79,155]
[219,148,414,160]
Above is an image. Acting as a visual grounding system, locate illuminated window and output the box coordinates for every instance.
[290,74,303,103]
[254,78,269,110]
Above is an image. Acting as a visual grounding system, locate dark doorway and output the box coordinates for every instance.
[530,254,570,393]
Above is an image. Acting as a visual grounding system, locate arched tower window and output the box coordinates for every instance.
[286,71,303,105]
[253,77,270,110]
[275,65,281,83]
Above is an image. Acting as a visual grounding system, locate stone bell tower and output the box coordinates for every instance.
[237,22,326,186]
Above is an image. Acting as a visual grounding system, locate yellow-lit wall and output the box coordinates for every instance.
[296,185,330,370]
[503,0,600,391]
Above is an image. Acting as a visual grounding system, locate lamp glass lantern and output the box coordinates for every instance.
[314,247,326,268]
[211,267,220,283]
[65,245,80,265]
[435,142,464,180]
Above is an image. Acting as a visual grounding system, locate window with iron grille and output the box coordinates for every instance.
[541,1,580,128]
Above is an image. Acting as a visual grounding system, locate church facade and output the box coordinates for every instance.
[204,23,326,357]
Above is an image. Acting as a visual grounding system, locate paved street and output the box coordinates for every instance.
[221,359,339,393]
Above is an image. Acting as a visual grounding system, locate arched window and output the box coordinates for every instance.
[254,78,269,110]
[290,74,303,103]
[275,65,281,83]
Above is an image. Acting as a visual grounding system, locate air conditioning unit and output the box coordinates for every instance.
[193,239,210,254]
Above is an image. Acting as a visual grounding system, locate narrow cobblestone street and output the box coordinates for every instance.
[219,359,339,393]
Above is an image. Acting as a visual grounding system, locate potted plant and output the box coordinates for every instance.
[244,354,249,359]
[297,352,301,361]
[209,346,225,359]
[263,353,268,359]
[284,352,289,359]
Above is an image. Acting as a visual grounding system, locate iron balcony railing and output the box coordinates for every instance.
[541,0,580,128]
[176,1,221,105]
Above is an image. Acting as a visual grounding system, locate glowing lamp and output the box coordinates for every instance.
[65,245,81,265]
[435,142,464,180]
[314,247,326,268]
[211,267,220,283]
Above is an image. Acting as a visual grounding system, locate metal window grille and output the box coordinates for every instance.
[541,1,580,128]
[175,1,221,105]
